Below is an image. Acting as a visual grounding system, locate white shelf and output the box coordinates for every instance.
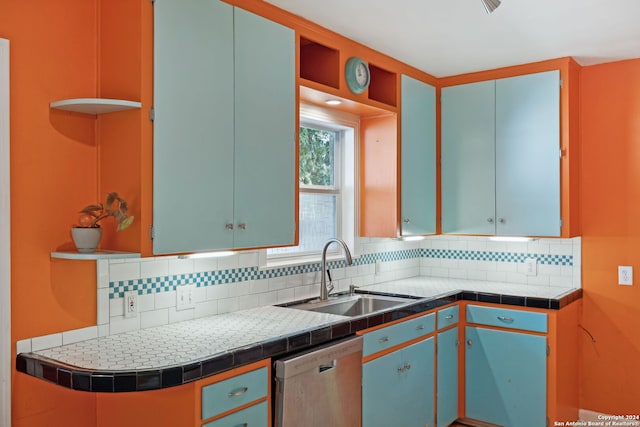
[50,250,141,260]
[50,98,142,115]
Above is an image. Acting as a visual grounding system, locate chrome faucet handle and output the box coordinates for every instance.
[327,281,335,296]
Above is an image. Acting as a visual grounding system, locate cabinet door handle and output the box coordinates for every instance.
[238,223,247,230]
[444,315,454,320]
[378,336,389,343]
[403,218,411,223]
[466,339,473,346]
[397,362,412,373]
[497,316,514,323]
[498,218,506,224]
[226,223,234,231]
[228,387,248,397]
[487,217,494,224]
[233,424,248,427]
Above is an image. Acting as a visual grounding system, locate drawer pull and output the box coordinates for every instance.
[233,424,248,427]
[416,325,425,330]
[378,336,389,343]
[497,316,515,323]
[228,387,249,397]
[444,315,454,320]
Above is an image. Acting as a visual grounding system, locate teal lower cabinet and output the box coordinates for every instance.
[437,326,459,427]
[203,401,267,427]
[465,326,547,427]
[362,337,435,427]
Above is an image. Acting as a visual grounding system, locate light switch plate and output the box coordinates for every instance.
[176,284,196,310]
[618,266,633,286]
[524,257,538,276]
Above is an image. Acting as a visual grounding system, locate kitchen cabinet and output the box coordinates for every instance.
[153,0,295,254]
[361,313,435,427]
[441,70,560,236]
[363,338,435,427]
[199,361,270,427]
[437,305,459,427]
[464,305,547,427]
[400,74,436,236]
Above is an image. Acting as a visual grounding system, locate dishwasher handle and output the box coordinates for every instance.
[318,360,336,373]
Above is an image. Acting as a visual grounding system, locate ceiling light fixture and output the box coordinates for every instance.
[325,99,342,106]
[481,0,501,13]
[488,236,534,243]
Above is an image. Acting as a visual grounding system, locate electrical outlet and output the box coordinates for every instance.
[176,284,196,311]
[524,257,538,276]
[618,266,633,286]
[124,290,137,318]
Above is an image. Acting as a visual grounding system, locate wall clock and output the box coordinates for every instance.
[345,57,370,94]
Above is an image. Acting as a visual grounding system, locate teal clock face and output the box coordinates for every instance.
[345,57,370,94]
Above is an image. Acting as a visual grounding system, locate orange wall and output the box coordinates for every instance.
[1,0,101,424]
[580,58,640,413]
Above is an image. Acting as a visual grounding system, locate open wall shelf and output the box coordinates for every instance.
[368,64,397,107]
[50,98,141,115]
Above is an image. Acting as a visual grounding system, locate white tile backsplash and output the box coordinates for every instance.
[19,235,582,354]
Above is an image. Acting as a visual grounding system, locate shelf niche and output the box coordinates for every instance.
[368,64,397,107]
[299,37,340,89]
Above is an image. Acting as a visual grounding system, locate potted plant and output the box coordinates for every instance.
[71,192,134,253]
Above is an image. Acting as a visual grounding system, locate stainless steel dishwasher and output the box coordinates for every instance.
[273,336,363,427]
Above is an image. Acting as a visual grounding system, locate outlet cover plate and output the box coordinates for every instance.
[618,266,633,286]
[124,290,138,318]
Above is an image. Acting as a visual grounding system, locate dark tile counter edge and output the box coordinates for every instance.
[16,288,582,393]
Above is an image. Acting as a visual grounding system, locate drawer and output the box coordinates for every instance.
[466,305,547,333]
[203,400,268,427]
[437,305,459,330]
[202,367,268,421]
[363,312,435,357]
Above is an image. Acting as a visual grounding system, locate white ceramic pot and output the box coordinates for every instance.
[71,227,103,253]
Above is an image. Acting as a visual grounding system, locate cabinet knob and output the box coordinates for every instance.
[238,223,247,230]
[403,218,411,224]
[466,339,473,346]
[487,218,494,224]
[225,223,234,230]
[498,218,506,224]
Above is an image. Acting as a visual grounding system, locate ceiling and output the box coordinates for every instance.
[264,0,640,77]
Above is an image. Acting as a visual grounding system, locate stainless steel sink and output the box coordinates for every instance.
[287,294,415,317]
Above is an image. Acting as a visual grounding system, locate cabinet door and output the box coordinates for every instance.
[441,80,496,234]
[465,326,546,427]
[495,70,560,236]
[153,0,235,254]
[400,75,436,236]
[437,327,458,427]
[362,338,434,427]
[233,8,296,248]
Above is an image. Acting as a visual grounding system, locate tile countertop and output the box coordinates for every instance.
[16,277,581,393]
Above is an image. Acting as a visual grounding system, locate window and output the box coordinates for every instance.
[267,104,358,262]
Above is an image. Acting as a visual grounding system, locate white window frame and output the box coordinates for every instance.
[261,103,360,267]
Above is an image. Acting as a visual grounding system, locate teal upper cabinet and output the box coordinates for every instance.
[153,0,295,254]
[441,80,496,235]
[400,75,436,236]
[442,70,561,236]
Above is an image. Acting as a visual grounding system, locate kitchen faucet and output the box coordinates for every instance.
[320,238,353,301]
